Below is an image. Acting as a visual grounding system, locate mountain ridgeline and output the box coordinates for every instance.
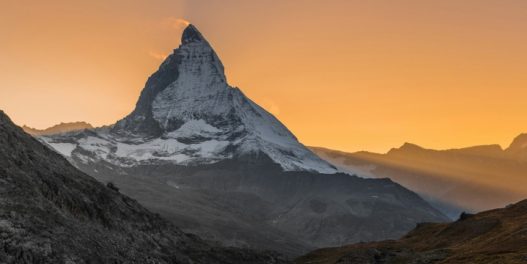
[311,137,527,219]
[38,24,447,256]
[23,122,93,136]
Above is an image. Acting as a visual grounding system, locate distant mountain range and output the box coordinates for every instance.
[33,24,447,256]
[0,110,287,263]
[311,135,527,219]
[297,198,527,264]
[23,122,93,136]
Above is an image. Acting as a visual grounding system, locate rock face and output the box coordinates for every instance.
[296,199,527,264]
[0,110,287,264]
[39,24,447,256]
[311,140,527,219]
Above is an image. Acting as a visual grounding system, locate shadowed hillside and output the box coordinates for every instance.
[0,110,287,264]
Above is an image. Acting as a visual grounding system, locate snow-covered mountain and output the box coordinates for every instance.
[39,24,447,256]
[43,24,336,174]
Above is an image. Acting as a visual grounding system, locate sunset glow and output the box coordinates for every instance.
[1,0,527,152]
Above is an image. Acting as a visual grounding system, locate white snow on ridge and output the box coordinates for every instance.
[42,120,336,173]
[166,119,221,138]
[46,142,76,157]
[78,136,112,159]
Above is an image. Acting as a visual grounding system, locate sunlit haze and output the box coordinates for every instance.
[2,0,527,152]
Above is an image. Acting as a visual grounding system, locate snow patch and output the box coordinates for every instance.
[48,142,76,157]
[166,119,221,138]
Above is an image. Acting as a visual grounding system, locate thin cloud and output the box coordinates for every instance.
[163,17,190,30]
[148,51,168,61]
[147,17,189,61]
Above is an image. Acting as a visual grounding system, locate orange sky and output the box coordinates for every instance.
[1,0,527,153]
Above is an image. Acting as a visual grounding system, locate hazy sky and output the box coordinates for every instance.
[1,0,527,152]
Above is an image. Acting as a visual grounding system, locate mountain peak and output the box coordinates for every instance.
[95,25,337,173]
[505,133,527,162]
[0,110,7,121]
[397,142,424,151]
[507,133,527,151]
[182,24,206,44]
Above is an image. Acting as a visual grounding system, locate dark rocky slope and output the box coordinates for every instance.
[297,199,527,264]
[0,110,287,264]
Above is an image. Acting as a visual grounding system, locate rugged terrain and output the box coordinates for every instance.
[0,110,287,264]
[38,24,447,256]
[296,198,527,264]
[311,139,527,218]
